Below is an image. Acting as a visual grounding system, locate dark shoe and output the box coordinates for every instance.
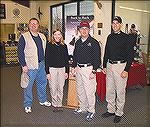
[53,107,63,112]
[53,107,58,112]
[101,112,115,118]
[114,115,122,123]
[57,107,63,112]
[86,112,95,121]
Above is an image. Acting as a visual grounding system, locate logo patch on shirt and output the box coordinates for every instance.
[87,43,91,47]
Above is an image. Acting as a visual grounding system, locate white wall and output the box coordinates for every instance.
[94,1,112,63]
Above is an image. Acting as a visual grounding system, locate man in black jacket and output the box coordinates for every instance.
[71,21,101,121]
[101,16,134,123]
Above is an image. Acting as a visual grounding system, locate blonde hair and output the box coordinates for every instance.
[49,29,64,45]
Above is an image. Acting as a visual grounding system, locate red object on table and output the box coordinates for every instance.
[96,63,147,102]
[96,72,106,102]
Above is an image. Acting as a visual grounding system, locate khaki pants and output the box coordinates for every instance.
[106,62,127,116]
[48,67,65,107]
[75,66,97,113]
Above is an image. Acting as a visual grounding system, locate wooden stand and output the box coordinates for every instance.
[64,76,79,109]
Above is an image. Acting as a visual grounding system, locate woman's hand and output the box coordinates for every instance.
[46,74,51,80]
[64,73,68,79]
[70,67,76,77]
[89,72,96,80]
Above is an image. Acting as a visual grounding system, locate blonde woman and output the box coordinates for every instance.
[45,29,69,112]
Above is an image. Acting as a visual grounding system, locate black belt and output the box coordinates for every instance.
[108,60,126,64]
[77,63,92,68]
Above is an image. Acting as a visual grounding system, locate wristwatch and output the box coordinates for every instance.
[92,70,96,74]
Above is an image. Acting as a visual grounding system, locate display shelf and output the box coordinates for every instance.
[4,46,19,64]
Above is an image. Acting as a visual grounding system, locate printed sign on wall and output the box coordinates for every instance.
[65,15,94,55]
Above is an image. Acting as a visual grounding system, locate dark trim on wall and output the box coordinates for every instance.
[62,4,65,39]
[11,0,30,8]
[148,23,150,56]
[111,0,116,33]
[77,1,80,16]
[50,1,75,8]
[50,6,52,36]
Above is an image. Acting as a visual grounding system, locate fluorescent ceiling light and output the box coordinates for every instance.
[119,6,150,13]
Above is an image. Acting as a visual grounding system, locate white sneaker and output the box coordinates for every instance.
[39,101,51,107]
[25,107,32,113]
[86,112,95,121]
[74,108,87,114]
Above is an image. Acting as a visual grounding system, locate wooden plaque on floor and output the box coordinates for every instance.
[66,76,79,108]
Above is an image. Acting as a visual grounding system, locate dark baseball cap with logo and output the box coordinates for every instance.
[79,21,90,28]
[113,16,122,23]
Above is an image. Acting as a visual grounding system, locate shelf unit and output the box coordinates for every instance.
[4,46,19,64]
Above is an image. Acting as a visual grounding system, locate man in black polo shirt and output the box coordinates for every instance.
[101,16,134,123]
[71,21,101,121]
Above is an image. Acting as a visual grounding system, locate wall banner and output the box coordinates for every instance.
[65,15,94,55]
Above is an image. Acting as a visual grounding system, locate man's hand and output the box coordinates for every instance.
[89,72,96,80]
[121,71,128,78]
[102,68,106,74]
[22,66,28,73]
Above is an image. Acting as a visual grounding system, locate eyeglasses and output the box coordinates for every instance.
[80,27,90,30]
[30,23,39,25]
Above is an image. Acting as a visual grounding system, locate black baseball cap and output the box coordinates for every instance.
[113,16,122,23]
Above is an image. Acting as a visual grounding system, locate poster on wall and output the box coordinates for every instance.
[65,15,94,56]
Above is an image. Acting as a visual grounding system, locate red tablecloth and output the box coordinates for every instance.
[127,63,147,87]
[96,63,147,102]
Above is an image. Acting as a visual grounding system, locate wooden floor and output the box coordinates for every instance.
[1,66,150,127]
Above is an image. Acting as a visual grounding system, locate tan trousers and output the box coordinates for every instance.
[48,67,65,107]
[75,66,97,113]
[106,62,127,116]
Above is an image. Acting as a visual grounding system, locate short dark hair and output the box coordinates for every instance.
[29,18,39,24]
[113,16,122,23]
